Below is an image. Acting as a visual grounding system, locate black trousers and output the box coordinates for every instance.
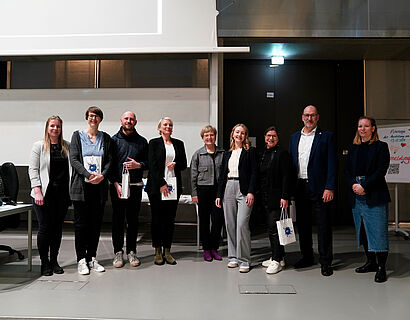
[197,185,224,250]
[295,180,333,266]
[73,184,105,262]
[110,185,142,254]
[32,184,68,262]
[148,193,179,249]
[261,198,285,262]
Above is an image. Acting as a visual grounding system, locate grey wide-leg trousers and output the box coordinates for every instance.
[223,180,253,266]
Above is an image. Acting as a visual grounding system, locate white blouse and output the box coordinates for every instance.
[164,143,176,178]
[228,148,242,178]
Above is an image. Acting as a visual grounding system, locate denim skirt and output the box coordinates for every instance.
[352,196,389,252]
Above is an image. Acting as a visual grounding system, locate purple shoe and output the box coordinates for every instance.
[211,249,223,261]
[203,250,213,262]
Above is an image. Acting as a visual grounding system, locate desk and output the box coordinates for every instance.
[0,204,33,271]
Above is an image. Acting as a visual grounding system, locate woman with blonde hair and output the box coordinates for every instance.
[145,117,187,265]
[29,115,71,276]
[216,124,257,273]
[345,116,390,282]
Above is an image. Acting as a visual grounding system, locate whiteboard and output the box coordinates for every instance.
[379,125,410,183]
[0,88,210,165]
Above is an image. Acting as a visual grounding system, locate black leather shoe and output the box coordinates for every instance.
[375,267,387,283]
[321,265,333,277]
[41,262,53,276]
[51,261,64,274]
[294,257,314,269]
[355,261,378,273]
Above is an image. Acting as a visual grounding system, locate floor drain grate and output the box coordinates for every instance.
[239,285,296,294]
[27,279,88,291]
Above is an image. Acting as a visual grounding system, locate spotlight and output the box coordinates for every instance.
[271,56,284,65]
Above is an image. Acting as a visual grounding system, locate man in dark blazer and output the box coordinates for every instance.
[289,105,337,276]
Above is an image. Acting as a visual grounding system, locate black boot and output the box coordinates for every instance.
[41,260,53,276]
[375,252,388,283]
[355,249,378,273]
[50,259,64,274]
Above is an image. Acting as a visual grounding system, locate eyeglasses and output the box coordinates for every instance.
[88,114,100,119]
[265,134,278,138]
[303,113,317,118]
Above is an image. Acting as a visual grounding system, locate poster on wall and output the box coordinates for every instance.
[379,125,410,183]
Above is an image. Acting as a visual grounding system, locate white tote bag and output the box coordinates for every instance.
[276,208,296,246]
[161,176,177,201]
[120,165,130,199]
[83,155,102,182]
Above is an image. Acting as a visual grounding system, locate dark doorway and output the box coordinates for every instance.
[223,59,363,225]
[0,62,7,89]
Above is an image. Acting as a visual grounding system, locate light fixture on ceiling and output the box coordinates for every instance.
[270,56,284,67]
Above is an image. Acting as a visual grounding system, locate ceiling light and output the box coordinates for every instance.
[271,56,284,65]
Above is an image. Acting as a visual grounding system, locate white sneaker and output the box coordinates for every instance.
[113,251,124,268]
[266,260,282,274]
[127,251,141,267]
[227,261,239,268]
[78,258,89,275]
[239,265,250,273]
[262,258,272,268]
[88,257,105,272]
[262,258,285,268]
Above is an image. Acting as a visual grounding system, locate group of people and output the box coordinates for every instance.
[28,104,391,283]
[29,107,186,276]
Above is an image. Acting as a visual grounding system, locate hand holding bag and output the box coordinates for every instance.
[276,208,296,245]
[120,165,130,199]
[161,176,177,200]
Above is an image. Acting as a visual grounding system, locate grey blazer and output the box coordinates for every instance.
[28,140,71,199]
[190,145,224,197]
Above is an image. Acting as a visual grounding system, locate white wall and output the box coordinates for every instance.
[365,60,410,119]
[0,88,210,165]
[0,0,218,55]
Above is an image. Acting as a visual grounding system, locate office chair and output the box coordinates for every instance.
[0,162,24,260]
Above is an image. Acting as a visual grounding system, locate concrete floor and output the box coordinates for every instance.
[0,228,409,320]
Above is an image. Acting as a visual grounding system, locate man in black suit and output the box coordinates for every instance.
[289,105,337,276]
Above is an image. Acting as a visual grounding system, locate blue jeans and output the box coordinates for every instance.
[352,177,389,252]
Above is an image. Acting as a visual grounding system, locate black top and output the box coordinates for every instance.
[355,141,370,176]
[209,152,217,185]
[258,145,293,210]
[345,140,391,207]
[110,128,149,184]
[259,147,275,191]
[49,144,69,187]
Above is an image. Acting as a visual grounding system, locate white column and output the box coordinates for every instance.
[209,53,219,128]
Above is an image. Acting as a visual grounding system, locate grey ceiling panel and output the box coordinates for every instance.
[217,0,410,37]
[370,0,410,30]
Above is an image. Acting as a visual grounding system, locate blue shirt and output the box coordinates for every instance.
[79,130,104,157]
[79,130,104,177]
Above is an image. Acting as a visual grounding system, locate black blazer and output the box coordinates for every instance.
[217,147,258,199]
[345,140,391,207]
[289,127,337,194]
[145,136,187,196]
[259,146,293,210]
